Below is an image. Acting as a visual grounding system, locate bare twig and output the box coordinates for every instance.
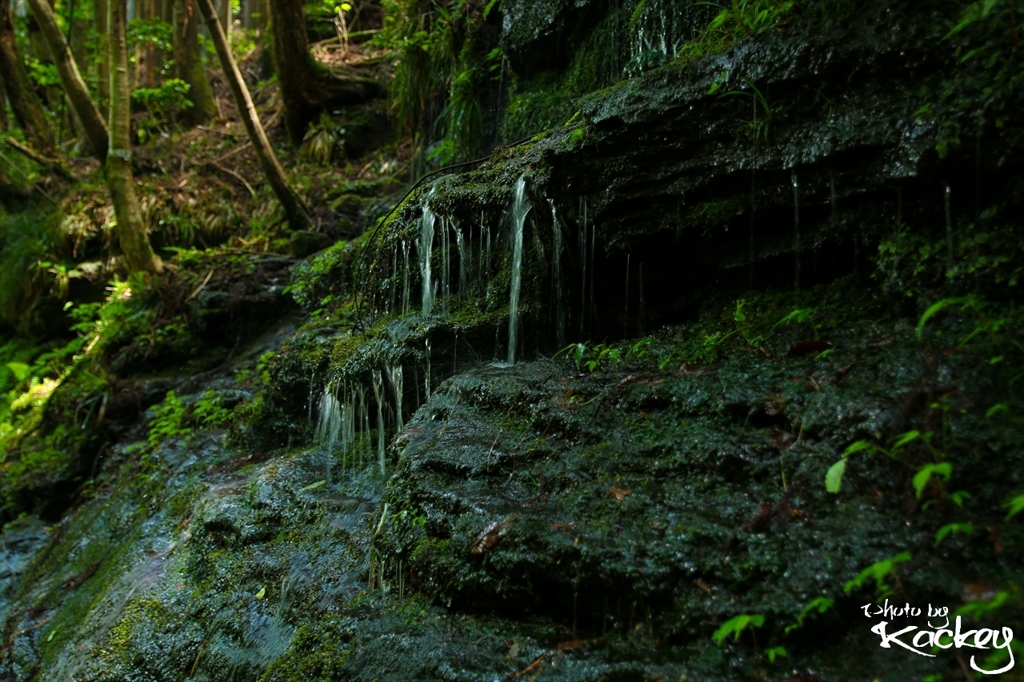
[187,268,215,300]
[0,147,58,202]
[194,161,256,197]
[211,141,252,164]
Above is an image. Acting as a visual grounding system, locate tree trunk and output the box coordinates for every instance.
[267,0,380,144]
[173,0,217,125]
[95,0,109,119]
[195,0,309,230]
[0,0,58,155]
[27,0,109,159]
[108,0,162,274]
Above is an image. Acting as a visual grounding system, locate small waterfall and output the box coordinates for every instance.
[316,387,343,452]
[357,383,369,451]
[389,242,398,315]
[508,175,531,364]
[343,390,358,472]
[588,202,596,336]
[455,224,468,297]
[440,216,451,311]
[484,220,492,300]
[475,216,484,285]
[307,370,316,426]
[579,198,588,338]
[388,364,404,433]
[550,200,566,347]
[485,220,492,276]
[401,240,411,315]
[424,339,432,399]
[419,193,436,315]
[316,383,363,480]
[371,370,386,475]
[625,0,707,76]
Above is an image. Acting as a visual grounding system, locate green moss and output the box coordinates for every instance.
[258,616,352,682]
[501,10,626,142]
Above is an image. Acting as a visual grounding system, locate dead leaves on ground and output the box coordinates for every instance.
[608,486,632,501]
[471,514,518,555]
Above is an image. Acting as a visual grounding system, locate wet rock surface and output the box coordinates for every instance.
[2,0,1024,679]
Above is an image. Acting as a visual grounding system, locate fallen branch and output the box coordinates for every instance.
[194,161,256,197]
[0,147,58,203]
[4,137,71,180]
[211,140,252,164]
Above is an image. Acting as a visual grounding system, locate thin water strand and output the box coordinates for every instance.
[388,364,404,434]
[455,223,468,297]
[401,240,411,315]
[508,175,531,364]
[371,369,386,475]
[550,200,566,347]
[419,192,436,315]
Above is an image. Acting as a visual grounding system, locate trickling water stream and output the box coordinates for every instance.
[420,191,436,315]
[508,175,531,364]
[401,240,411,315]
[455,225,468,297]
[550,200,566,347]
[388,364,404,434]
[371,370,386,475]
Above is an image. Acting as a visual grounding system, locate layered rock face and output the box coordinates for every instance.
[3,1,1023,680]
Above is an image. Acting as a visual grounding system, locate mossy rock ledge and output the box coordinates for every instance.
[2,0,1024,680]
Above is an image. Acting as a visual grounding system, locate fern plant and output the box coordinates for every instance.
[301,114,347,165]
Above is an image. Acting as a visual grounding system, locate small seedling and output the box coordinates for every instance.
[712,613,765,645]
[844,552,911,598]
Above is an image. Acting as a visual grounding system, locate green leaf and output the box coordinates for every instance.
[950,490,972,507]
[844,552,911,595]
[843,440,874,457]
[825,459,846,494]
[1004,494,1024,520]
[954,591,1008,619]
[891,430,921,450]
[254,586,266,600]
[5,362,30,381]
[913,462,952,498]
[986,403,1008,418]
[733,299,747,323]
[785,596,834,634]
[935,522,973,546]
[712,613,764,645]
[916,297,969,338]
[766,645,787,663]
